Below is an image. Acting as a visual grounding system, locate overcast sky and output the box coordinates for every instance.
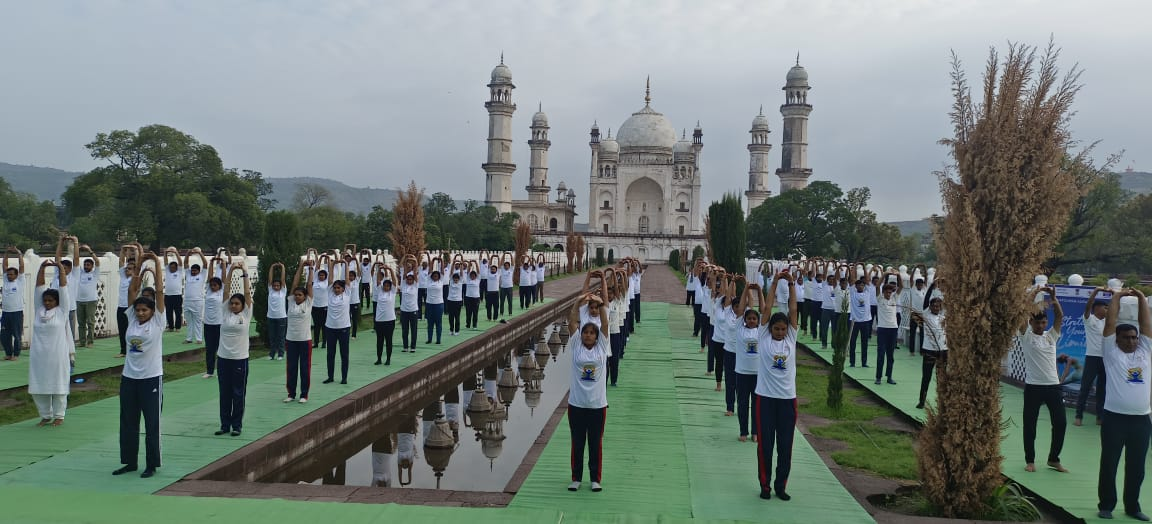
[0,0,1147,222]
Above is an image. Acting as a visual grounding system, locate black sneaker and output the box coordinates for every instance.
[323,378,334,384]
[916,402,925,409]
[140,467,156,478]
[775,490,791,501]
[887,379,897,385]
[113,465,137,475]
[759,490,772,500]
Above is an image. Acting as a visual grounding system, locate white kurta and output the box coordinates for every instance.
[29,286,73,395]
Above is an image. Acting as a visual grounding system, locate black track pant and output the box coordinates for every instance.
[164,295,183,330]
[217,357,248,432]
[285,340,311,399]
[919,349,947,405]
[755,395,796,494]
[1076,355,1106,421]
[374,320,394,363]
[204,324,221,375]
[464,296,480,328]
[1023,383,1066,464]
[115,307,128,354]
[325,326,351,381]
[446,300,463,332]
[1098,410,1151,514]
[119,375,162,469]
[568,405,607,483]
[349,304,361,338]
[311,307,327,347]
[485,291,499,320]
[500,287,513,315]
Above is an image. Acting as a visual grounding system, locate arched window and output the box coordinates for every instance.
[549,218,558,231]
[527,214,539,230]
[638,216,650,233]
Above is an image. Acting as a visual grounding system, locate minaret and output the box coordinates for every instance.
[745,105,773,214]
[526,103,551,203]
[483,55,516,213]
[776,54,813,193]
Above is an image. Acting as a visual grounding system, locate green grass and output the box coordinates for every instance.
[809,421,918,480]
[0,360,205,426]
[795,356,890,421]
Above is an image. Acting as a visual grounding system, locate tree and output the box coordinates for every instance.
[746,181,843,258]
[707,192,746,273]
[918,42,1081,517]
[513,222,532,285]
[1045,152,1132,272]
[389,181,426,258]
[359,205,394,251]
[298,207,356,250]
[254,211,303,349]
[292,183,332,211]
[827,294,850,410]
[62,125,264,249]
[0,177,59,249]
[234,169,277,212]
[668,249,681,271]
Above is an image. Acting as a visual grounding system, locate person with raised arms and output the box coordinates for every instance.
[463,261,482,330]
[2,246,28,361]
[161,247,184,334]
[50,235,80,345]
[1097,287,1152,521]
[873,271,902,385]
[912,278,946,409]
[753,271,799,501]
[399,255,421,353]
[215,263,252,436]
[201,257,226,379]
[359,250,374,311]
[416,253,431,320]
[498,254,515,317]
[1076,287,1108,427]
[74,242,101,348]
[729,275,759,442]
[536,254,547,304]
[1018,285,1068,474]
[266,263,288,360]
[347,268,362,341]
[424,265,445,345]
[181,249,207,346]
[116,252,165,478]
[565,273,610,493]
[29,259,73,426]
[310,251,331,349]
[372,264,397,366]
[445,263,464,336]
[284,261,313,402]
[847,264,873,368]
[322,257,353,384]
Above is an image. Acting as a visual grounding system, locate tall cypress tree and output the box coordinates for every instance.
[707,192,747,274]
[255,211,303,352]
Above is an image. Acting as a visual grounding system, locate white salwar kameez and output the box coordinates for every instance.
[29,286,74,420]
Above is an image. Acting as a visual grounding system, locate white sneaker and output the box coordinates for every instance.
[202,373,213,379]
[591,482,602,492]
[299,397,308,404]
[277,356,284,361]
[283,397,294,403]
[567,481,581,492]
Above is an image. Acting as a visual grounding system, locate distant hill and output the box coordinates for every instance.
[1119,171,1152,194]
[889,220,934,237]
[0,163,443,215]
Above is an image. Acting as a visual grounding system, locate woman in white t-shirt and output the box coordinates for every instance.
[463,262,482,330]
[399,256,421,352]
[29,260,74,425]
[284,261,313,403]
[202,273,225,379]
[116,253,166,479]
[266,263,288,360]
[874,273,903,385]
[445,266,464,336]
[535,255,546,304]
[323,260,352,385]
[729,277,760,442]
[373,265,397,366]
[566,280,610,493]
[215,264,251,437]
[753,272,799,501]
[311,258,331,349]
[1018,285,1068,474]
[348,270,362,341]
[425,270,445,345]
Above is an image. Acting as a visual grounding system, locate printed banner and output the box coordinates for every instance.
[1045,285,1111,367]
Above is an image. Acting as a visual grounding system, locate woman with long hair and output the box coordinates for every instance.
[284,261,313,403]
[310,251,330,349]
[323,257,352,384]
[565,274,610,493]
[29,260,74,426]
[215,263,251,436]
[753,272,799,501]
[116,252,166,478]
[266,263,288,360]
[373,264,397,366]
[201,257,225,379]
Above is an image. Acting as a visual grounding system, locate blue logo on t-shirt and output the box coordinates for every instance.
[128,338,143,353]
[1127,367,1145,384]
[771,354,788,370]
[745,342,758,355]
[580,365,597,382]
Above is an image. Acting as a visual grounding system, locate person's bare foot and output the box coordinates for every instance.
[724,411,734,417]
[1025,463,1036,472]
[51,419,63,426]
[715,384,722,392]
[37,419,50,427]
[739,435,748,442]
[1073,417,1083,426]
[705,371,713,376]
[1096,418,1103,426]
[1047,461,1068,473]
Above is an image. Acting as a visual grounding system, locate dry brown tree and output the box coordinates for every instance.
[513,221,532,286]
[388,181,426,259]
[703,215,714,261]
[565,232,577,272]
[918,41,1082,517]
[575,235,586,269]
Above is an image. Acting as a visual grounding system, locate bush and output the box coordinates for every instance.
[607,249,615,264]
[668,249,681,271]
[594,247,605,267]
[255,211,303,352]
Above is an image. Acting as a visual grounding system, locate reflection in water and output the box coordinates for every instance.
[308,326,569,492]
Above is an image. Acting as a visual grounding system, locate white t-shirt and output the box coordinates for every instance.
[631,273,642,294]
[1102,334,1152,415]
[163,268,183,296]
[117,268,132,309]
[486,271,500,292]
[218,308,252,360]
[204,289,225,325]
[399,282,419,312]
[312,279,330,308]
[286,297,312,342]
[2,275,25,312]
[866,284,878,307]
[348,278,361,305]
[267,287,287,319]
[774,280,790,305]
[426,278,444,304]
[1020,329,1060,385]
[1084,315,1105,358]
[417,268,430,288]
[519,267,533,286]
[755,325,797,399]
[325,291,351,329]
[479,260,490,279]
[578,304,603,331]
[803,279,820,303]
[876,295,899,329]
[536,265,545,282]
[834,287,849,314]
[51,272,79,312]
[374,288,397,322]
[499,267,514,288]
[734,321,761,375]
[907,287,927,314]
[849,289,872,322]
[183,270,206,302]
[447,280,463,302]
[921,311,946,351]
[76,266,100,302]
[821,284,837,310]
[608,300,625,335]
[568,333,610,409]
[123,310,165,379]
[464,275,481,298]
[694,279,706,304]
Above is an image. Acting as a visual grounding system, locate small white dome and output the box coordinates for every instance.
[616,106,676,150]
[532,110,548,126]
[557,181,567,191]
[491,63,512,84]
[599,137,619,155]
[751,113,770,130]
[673,139,692,154]
[567,188,575,197]
[786,64,808,86]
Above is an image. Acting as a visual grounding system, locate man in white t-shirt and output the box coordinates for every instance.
[1098,288,1152,521]
[2,248,27,360]
[1076,290,1109,427]
[905,278,928,354]
[847,278,873,368]
[1018,286,1067,474]
[75,248,101,347]
[874,279,901,385]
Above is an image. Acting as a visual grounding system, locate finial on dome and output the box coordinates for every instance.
[607,128,611,139]
[759,104,763,116]
[644,76,651,106]
[682,129,686,139]
[795,52,800,66]
[500,51,505,65]
[538,102,542,112]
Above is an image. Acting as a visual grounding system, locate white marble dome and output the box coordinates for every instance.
[616,106,677,150]
[491,63,512,83]
[599,137,619,155]
[532,110,548,126]
[786,64,808,86]
[751,113,770,130]
[673,138,692,154]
